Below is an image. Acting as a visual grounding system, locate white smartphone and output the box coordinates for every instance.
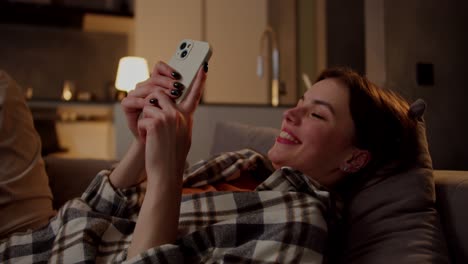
[168,39,213,103]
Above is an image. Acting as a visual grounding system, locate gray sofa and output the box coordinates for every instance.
[44,121,468,263]
[435,170,468,262]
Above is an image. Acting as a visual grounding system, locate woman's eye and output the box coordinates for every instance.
[311,113,325,120]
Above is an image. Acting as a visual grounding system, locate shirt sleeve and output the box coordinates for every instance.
[123,244,185,264]
[80,170,145,219]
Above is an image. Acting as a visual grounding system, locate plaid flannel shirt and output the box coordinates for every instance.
[0,149,339,263]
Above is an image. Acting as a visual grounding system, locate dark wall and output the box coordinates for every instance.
[385,1,468,170]
[326,0,365,74]
[0,24,127,101]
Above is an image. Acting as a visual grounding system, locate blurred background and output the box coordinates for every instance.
[1,0,467,169]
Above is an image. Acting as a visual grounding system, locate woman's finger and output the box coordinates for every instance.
[179,66,207,112]
[121,96,148,112]
[139,91,179,143]
[137,117,147,144]
[142,76,185,94]
[131,78,184,100]
[144,90,177,117]
[151,61,181,80]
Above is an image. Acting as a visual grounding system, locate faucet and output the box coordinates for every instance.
[257,26,280,107]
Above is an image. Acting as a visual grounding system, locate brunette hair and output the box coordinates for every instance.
[316,67,418,172]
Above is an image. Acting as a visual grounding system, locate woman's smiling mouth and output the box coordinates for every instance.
[277,130,301,144]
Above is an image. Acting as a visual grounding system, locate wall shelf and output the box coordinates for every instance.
[28,100,116,122]
[28,99,116,108]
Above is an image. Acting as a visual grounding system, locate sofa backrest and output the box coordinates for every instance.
[434,170,468,263]
[44,156,115,209]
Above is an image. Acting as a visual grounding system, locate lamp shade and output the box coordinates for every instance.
[115,56,149,92]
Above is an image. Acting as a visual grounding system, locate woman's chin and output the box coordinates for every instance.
[267,147,283,169]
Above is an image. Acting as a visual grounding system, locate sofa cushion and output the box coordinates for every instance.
[434,170,468,263]
[338,100,449,263]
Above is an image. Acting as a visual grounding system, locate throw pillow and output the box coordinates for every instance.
[338,99,450,263]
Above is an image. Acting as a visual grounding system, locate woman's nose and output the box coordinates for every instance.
[283,106,304,125]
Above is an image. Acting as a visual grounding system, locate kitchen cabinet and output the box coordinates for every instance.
[134,0,297,106]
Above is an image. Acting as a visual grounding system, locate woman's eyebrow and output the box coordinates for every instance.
[312,99,336,115]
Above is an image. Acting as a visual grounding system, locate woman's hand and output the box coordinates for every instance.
[138,90,190,181]
[121,61,205,139]
[126,63,207,259]
[110,62,206,190]
[137,61,206,180]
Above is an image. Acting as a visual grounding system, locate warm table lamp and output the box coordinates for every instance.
[115,56,149,95]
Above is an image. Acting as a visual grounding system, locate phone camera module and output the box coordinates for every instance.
[181,50,188,58]
[179,42,187,50]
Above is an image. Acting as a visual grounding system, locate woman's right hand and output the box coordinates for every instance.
[138,64,207,174]
[126,64,207,259]
[121,61,187,139]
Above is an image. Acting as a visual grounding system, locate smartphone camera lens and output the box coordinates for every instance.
[179,42,187,50]
[181,50,188,58]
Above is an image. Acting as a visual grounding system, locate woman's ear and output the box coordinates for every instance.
[341,149,371,173]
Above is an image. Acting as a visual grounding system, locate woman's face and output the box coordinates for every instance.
[267,78,357,186]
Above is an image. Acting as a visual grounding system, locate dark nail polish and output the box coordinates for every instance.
[173,82,184,90]
[171,71,181,80]
[149,98,158,105]
[170,89,181,97]
[203,62,209,73]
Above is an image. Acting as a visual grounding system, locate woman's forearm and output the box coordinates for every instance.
[126,170,183,259]
[109,139,146,189]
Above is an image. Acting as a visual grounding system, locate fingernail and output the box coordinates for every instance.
[170,89,181,97]
[203,62,209,73]
[173,82,184,90]
[171,71,181,80]
[149,98,158,105]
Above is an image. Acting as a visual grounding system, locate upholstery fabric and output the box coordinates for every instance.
[434,170,468,263]
[210,121,279,156]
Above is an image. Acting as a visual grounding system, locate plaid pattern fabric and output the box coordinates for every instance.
[0,149,339,263]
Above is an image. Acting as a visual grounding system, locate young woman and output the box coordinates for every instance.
[115,61,417,261]
[0,62,418,263]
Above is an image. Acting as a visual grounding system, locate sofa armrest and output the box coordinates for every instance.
[44,156,116,209]
[434,170,468,263]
